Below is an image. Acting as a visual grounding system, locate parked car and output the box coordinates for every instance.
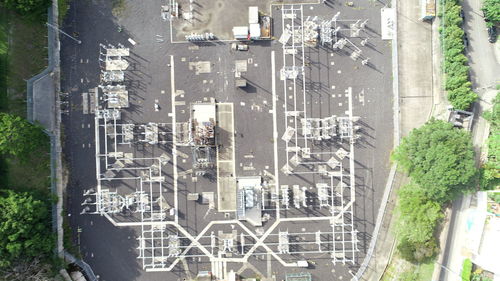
[488,26,497,43]
[231,43,249,51]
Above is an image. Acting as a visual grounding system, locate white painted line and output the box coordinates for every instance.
[271,50,280,220]
[170,55,179,224]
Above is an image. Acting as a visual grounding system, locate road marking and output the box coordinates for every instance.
[170,55,179,224]
[271,50,280,219]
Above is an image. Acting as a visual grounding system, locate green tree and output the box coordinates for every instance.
[482,0,500,24]
[0,190,53,268]
[0,0,51,20]
[481,92,500,189]
[397,237,439,263]
[395,184,442,263]
[396,184,444,243]
[0,113,48,162]
[392,120,477,202]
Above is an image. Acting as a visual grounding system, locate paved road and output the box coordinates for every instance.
[462,0,500,90]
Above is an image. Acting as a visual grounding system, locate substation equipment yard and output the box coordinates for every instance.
[73,1,394,281]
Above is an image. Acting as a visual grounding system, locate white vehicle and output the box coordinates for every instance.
[231,43,249,51]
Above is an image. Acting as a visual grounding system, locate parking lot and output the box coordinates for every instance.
[61,0,393,280]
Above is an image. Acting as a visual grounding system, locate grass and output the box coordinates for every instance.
[58,0,70,24]
[381,252,435,281]
[112,0,126,17]
[0,7,50,193]
[7,11,48,117]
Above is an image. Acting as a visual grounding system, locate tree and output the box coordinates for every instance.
[397,237,439,263]
[392,119,477,202]
[0,0,51,20]
[0,113,48,162]
[0,190,53,268]
[395,184,442,263]
[482,0,500,24]
[481,92,500,189]
[396,184,443,244]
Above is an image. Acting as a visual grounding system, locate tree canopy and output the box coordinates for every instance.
[481,92,500,189]
[0,113,48,162]
[395,184,443,263]
[441,0,478,110]
[0,190,53,268]
[0,0,51,20]
[396,184,444,244]
[392,119,476,202]
[482,0,500,24]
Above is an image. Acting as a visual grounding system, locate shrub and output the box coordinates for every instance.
[461,258,472,281]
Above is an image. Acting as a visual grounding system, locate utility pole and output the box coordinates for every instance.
[46,22,82,44]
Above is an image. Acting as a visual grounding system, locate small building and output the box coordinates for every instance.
[249,6,259,24]
[233,26,249,40]
[249,23,261,40]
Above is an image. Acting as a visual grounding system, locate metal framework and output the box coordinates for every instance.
[280,5,359,265]
[80,3,375,277]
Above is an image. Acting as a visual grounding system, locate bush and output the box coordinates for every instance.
[398,237,439,263]
[396,184,444,244]
[462,258,472,281]
[481,92,500,190]
[0,113,48,162]
[0,190,54,267]
[482,0,500,24]
[441,0,478,110]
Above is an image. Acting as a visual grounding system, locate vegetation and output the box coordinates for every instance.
[441,0,478,110]
[462,258,472,281]
[392,120,477,264]
[0,1,55,278]
[58,0,69,23]
[392,119,477,203]
[0,8,7,111]
[0,0,51,21]
[0,113,48,162]
[0,190,54,268]
[396,184,443,262]
[481,92,499,190]
[381,253,435,281]
[482,0,500,26]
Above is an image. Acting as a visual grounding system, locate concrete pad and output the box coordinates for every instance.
[217,103,236,211]
[33,74,55,132]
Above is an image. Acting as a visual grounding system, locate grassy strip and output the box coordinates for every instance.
[440,0,478,110]
[381,252,435,281]
[7,12,47,117]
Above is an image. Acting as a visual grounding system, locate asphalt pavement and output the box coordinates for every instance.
[462,0,500,90]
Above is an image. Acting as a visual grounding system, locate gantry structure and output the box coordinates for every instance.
[80,3,377,279]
